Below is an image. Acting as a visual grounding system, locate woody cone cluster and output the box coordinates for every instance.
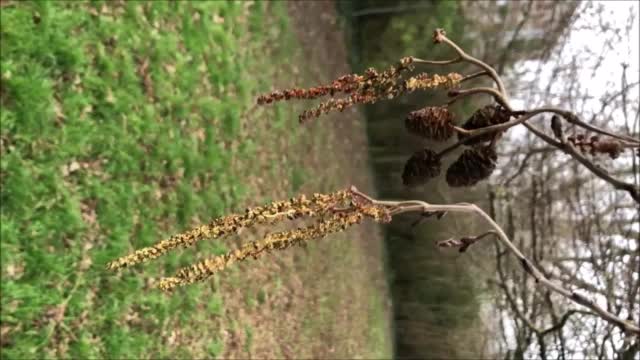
[402,104,507,187]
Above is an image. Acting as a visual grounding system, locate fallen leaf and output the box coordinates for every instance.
[79,255,92,271]
[5,262,24,279]
[53,99,66,124]
[167,329,180,346]
[0,325,12,347]
[80,204,96,225]
[105,88,116,104]
[163,63,176,75]
[45,305,66,323]
[61,161,81,177]
[194,128,205,142]
[137,58,154,100]
[80,104,93,118]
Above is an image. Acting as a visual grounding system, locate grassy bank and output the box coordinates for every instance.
[1,1,391,358]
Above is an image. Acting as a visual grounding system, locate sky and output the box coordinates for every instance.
[510,0,639,118]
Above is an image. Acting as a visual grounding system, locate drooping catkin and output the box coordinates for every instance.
[256,74,364,104]
[257,57,414,106]
[256,56,463,123]
[106,190,350,270]
[158,210,367,292]
[404,73,462,91]
[107,188,393,292]
[297,72,463,123]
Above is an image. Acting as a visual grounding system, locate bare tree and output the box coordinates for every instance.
[484,2,640,358]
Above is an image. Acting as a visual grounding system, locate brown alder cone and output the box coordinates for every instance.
[402,149,442,186]
[446,145,498,187]
[405,106,455,141]
[457,104,511,146]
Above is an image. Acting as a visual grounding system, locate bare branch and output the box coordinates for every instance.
[524,122,640,203]
[437,230,498,252]
[459,70,491,83]
[349,186,640,335]
[432,28,508,97]
[411,56,461,66]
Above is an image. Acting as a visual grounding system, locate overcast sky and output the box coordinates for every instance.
[511,0,639,119]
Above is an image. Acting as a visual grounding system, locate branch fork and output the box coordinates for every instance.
[346,187,640,335]
[409,28,640,202]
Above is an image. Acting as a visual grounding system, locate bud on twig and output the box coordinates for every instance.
[437,231,498,252]
[567,133,624,159]
[551,115,564,141]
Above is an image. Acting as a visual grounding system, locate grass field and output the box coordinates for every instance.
[0,1,392,358]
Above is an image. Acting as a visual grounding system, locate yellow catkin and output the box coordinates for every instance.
[404,73,463,91]
[106,190,350,270]
[158,210,367,292]
[107,188,393,292]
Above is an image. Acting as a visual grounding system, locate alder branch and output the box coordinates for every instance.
[258,27,638,202]
[413,29,640,201]
[411,56,461,66]
[539,108,640,145]
[459,70,490,84]
[251,26,640,346]
[431,28,508,97]
[447,87,512,110]
[524,122,640,203]
[349,186,640,335]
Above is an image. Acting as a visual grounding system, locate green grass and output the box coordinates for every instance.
[0,1,292,358]
[367,292,394,359]
[207,338,224,358]
[1,1,393,359]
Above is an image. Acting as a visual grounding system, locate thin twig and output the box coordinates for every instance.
[524,122,639,203]
[538,107,640,145]
[447,87,512,110]
[433,28,508,98]
[460,70,491,83]
[411,56,461,66]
